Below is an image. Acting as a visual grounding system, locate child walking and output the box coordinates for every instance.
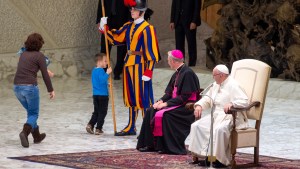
[86,53,112,135]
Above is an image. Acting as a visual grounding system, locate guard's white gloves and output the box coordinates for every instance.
[142,69,152,81]
[99,17,108,31]
[142,75,151,81]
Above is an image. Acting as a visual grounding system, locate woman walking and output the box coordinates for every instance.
[13,33,55,148]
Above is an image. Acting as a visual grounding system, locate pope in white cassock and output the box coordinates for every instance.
[186,64,249,168]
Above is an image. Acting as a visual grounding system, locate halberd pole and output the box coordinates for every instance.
[100,0,117,134]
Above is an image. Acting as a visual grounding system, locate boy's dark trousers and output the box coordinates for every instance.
[89,95,109,130]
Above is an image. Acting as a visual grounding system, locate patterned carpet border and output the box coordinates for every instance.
[8,149,300,169]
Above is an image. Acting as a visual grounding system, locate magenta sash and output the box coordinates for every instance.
[152,87,197,136]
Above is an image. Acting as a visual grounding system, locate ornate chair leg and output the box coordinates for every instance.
[254,146,259,165]
[231,153,236,169]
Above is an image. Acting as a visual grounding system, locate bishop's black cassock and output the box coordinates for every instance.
[137,64,201,154]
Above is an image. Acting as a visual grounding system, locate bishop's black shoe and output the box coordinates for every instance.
[138,147,155,152]
[114,130,136,136]
[158,150,166,154]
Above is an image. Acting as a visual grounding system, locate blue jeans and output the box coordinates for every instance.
[14,85,40,129]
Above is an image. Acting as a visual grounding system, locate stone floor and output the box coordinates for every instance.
[0,68,299,169]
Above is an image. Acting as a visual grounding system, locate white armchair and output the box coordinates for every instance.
[229,59,271,168]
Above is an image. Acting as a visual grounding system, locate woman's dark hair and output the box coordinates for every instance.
[24,33,44,51]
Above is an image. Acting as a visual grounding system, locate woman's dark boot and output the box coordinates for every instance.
[31,126,46,143]
[19,123,32,148]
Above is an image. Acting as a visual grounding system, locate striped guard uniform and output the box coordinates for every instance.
[106,20,160,133]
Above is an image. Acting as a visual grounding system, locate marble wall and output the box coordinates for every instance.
[0,0,100,52]
[0,0,212,81]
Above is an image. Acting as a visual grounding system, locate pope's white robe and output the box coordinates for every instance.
[186,76,248,165]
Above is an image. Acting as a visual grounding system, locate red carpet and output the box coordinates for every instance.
[9,149,300,169]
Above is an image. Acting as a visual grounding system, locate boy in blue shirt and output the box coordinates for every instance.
[86,53,112,135]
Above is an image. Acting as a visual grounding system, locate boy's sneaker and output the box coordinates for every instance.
[95,129,104,135]
[86,124,94,134]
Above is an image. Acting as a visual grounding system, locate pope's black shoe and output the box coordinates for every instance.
[114,130,136,136]
[213,160,227,168]
[197,157,209,167]
[188,160,199,165]
[189,156,199,165]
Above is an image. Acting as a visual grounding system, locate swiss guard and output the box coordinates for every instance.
[99,0,161,136]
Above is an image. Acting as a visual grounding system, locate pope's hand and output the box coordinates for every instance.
[194,105,202,119]
[224,103,233,113]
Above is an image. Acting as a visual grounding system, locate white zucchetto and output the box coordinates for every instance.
[216,64,229,74]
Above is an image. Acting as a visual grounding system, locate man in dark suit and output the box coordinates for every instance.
[170,0,201,66]
[96,0,131,80]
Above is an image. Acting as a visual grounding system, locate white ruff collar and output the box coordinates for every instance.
[134,16,144,24]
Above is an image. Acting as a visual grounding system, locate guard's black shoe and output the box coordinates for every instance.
[114,131,136,136]
[213,160,227,168]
